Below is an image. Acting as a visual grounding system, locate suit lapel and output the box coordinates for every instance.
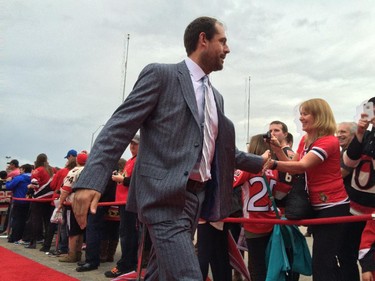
[177,62,202,129]
[212,88,224,113]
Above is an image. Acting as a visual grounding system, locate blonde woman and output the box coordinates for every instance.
[269,98,349,281]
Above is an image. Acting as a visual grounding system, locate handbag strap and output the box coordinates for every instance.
[262,174,281,219]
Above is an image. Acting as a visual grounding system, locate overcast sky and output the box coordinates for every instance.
[1,0,375,170]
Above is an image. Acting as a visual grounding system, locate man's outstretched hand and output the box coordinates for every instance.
[72,189,101,229]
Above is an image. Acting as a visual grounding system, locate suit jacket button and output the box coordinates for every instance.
[194,143,199,147]
[184,171,189,176]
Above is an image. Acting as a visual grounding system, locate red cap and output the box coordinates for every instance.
[76,151,88,166]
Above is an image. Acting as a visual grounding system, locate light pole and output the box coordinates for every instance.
[90,124,105,150]
[246,76,251,145]
[122,34,130,102]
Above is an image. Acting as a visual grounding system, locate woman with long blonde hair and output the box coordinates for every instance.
[269,98,349,281]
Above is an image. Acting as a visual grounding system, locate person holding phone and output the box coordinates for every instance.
[342,97,375,281]
[363,100,375,122]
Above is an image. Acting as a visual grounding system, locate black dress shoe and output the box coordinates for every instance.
[39,246,50,252]
[76,263,98,272]
[76,261,86,266]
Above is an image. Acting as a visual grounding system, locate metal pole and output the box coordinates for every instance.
[136,224,147,281]
[122,34,130,102]
[90,124,105,150]
[246,76,251,144]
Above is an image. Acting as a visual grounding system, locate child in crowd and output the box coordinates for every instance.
[58,151,88,263]
[234,134,291,281]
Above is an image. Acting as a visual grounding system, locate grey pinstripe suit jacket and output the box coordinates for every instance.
[74,61,263,224]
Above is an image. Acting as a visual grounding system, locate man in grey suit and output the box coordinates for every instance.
[72,16,269,280]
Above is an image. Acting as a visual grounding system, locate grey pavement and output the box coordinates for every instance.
[0,236,121,281]
[0,227,313,281]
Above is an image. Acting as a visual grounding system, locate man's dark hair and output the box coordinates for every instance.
[184,16,220,56]
[286,132,294,145]
[0,171,7,180]
[21,164,33,174]
[270,120,289,133]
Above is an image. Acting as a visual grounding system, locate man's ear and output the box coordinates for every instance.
[199,32,208,48]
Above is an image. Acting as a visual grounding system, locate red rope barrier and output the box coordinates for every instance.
[11,197,127,206]
[12,197,54,203]
[223,213,374,225]
[95,201,126,206]
[9,197,375,225]
[60,201,127,206]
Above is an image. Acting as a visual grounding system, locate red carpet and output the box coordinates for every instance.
[0,246,79,281]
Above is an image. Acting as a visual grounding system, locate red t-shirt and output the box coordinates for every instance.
[50,168,69,191]
[31,167,52,188]
[50,167,69,200]
[115,155,137,203]
[297,135,348,208]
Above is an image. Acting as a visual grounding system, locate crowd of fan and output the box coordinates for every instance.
[0,150,128,277]
[1,102,375,281]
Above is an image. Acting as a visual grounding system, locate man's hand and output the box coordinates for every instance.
[261,150,272,174]
[362,272,373,281]
[261,149,271,164]
[71,189,101,229]
[269,134,281,149]
[357,113,371,143]
[112,173,124,184]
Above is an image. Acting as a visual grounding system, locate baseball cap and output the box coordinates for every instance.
[131,134,140,144]
[64,149,77,159]
[76,151,88,166]
[7,159,19,167]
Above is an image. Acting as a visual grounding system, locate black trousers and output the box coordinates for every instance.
[311,204,350,281]
[23,202,52,243]
[246,234,271,281]
[9,203,30,242]
[117,205,139,272]
[338,219,365,281]
[85,206,107,266]
[197,223,232,281]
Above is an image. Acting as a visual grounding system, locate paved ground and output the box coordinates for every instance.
[0,227,313,281]
[0,237,122,281]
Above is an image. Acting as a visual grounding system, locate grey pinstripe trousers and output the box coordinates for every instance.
[144,182,206,280]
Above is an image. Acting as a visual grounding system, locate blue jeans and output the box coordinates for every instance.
[58,209,68,253]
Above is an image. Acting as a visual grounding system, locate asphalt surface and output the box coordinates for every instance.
[0,236,121,281]
[0,227,313,281]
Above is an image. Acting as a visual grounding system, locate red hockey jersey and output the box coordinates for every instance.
[234,169,291,234]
